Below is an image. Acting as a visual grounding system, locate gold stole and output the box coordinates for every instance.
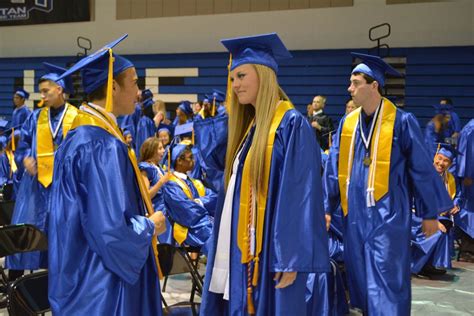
[338,98,397,216]
[168,174,205,245]
[71,104,163,279]
[37,104,78,188]
[237,100,293,286]
[445,171,456,200]
[5,150,17,176]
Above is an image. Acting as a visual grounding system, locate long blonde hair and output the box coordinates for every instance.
[224,64,289,195]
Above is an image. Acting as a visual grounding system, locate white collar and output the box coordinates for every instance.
[173,171,188,180]
[87,102,118,123]
[313,109,323,116]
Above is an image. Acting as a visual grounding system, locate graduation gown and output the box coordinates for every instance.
[455,119,474,237]
[134,116,156,158]
[11,105,31,129]
[139,161,172,244]
[6,106,72,270]
[201,108,330,316]
[0,153,11,187]
[163,173,216,253]
[48,121,162,315]
[120,103,141,139]
[324,106,453,315]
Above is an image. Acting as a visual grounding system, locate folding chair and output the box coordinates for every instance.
[7,270,49,316]
[158,243,204,316]
[0,224,49,315]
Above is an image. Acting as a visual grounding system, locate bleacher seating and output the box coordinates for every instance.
[0,46,472,129]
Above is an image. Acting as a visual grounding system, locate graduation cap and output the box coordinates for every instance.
[433,103,451,115]
[351,52,402,87]
[142,89,153,100]
[435,143,461,161]
[157,124,173,135]
[0,119,9,131]
[56,34,133,112]
[163,122,193,171]
[221,33,292,73]
[41,62,74,94]
[211,89,226,103]
[14,88,29,99]
[122,124,133,137]
[142,98,154,109]
[178,101,193,116]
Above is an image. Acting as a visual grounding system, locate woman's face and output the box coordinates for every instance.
[231,64,259,106]
[158,131,170,146]
[155,142,165,162]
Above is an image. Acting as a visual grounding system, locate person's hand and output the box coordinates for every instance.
[159,173,172,185]
[422,219,439,238]
[450,205,460,215]
[311,121,321,130]
[149,211,166,236]
[437,221,447,233]
[153,112,164,126]
[23,157,37,176]
[325,214,331,231]
[274,272,297,289]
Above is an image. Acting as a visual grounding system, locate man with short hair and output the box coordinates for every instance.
[163,143,216,253]
[11,88,31,128]
[310,95,334,150]
[48,35,166,315]
[324,52,453,315]
[6,62,79,280]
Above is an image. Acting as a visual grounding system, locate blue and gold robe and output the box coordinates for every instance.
[48,106,162,315]
[324,101,453,315]
[201,105,330,316]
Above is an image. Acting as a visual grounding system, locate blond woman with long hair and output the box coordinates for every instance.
[201,33,330,316]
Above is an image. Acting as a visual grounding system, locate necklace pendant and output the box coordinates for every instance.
[363,156,372,166]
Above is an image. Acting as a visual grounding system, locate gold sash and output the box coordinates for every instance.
[36,103,78,187]
[168,174,206,245]
[5,150,17,176]
[237,100,293,286]
[71,104,163,279]
[338,98,397,216]
[445,171,456,200]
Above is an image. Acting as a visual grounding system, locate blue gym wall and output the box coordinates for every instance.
[0,45,472,129]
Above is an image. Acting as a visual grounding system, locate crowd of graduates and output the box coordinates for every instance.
[0,32,472,316]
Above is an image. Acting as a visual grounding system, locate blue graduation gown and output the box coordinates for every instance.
[0,153,11,187]
[11,105,31,129]
[324,108,453,315]
[163,175,216,253]
[48,125,162,316]
[134,116,156,158]
[139,161,173,244]
[193,115,228,193]
[455,119,474,237]
[201,109,330,316]
[6,107,68,270]
[120,103,141,138]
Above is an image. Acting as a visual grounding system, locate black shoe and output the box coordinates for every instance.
[419,264,447,277]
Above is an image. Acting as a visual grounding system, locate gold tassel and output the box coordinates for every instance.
[211,97,216,117]
[434,142,441,163]
[167,147,171,173]
[252,257,259,286]
[247,287,255,315]
[328,131,332,148]
[225,54,233,114]
[11,128,15,152]
[192,129,195,145]
[105,49,115,113]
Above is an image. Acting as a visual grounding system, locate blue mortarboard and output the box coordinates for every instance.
[158,125,172,135]
[178,101,193,116]
[202,98,210,103]
[433,104,450,115]
[351,52,402,87]
[436,143,460,161]
[142,98,154,109]
[171,144,188,168]
[56,34,133,113]
[14,88,29,99]
[0,120,8,130]
[212,89,225,103]
[221,33,292,73]
[41,62,74,94]
[122,124,133,136]
[142,89,153,100]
